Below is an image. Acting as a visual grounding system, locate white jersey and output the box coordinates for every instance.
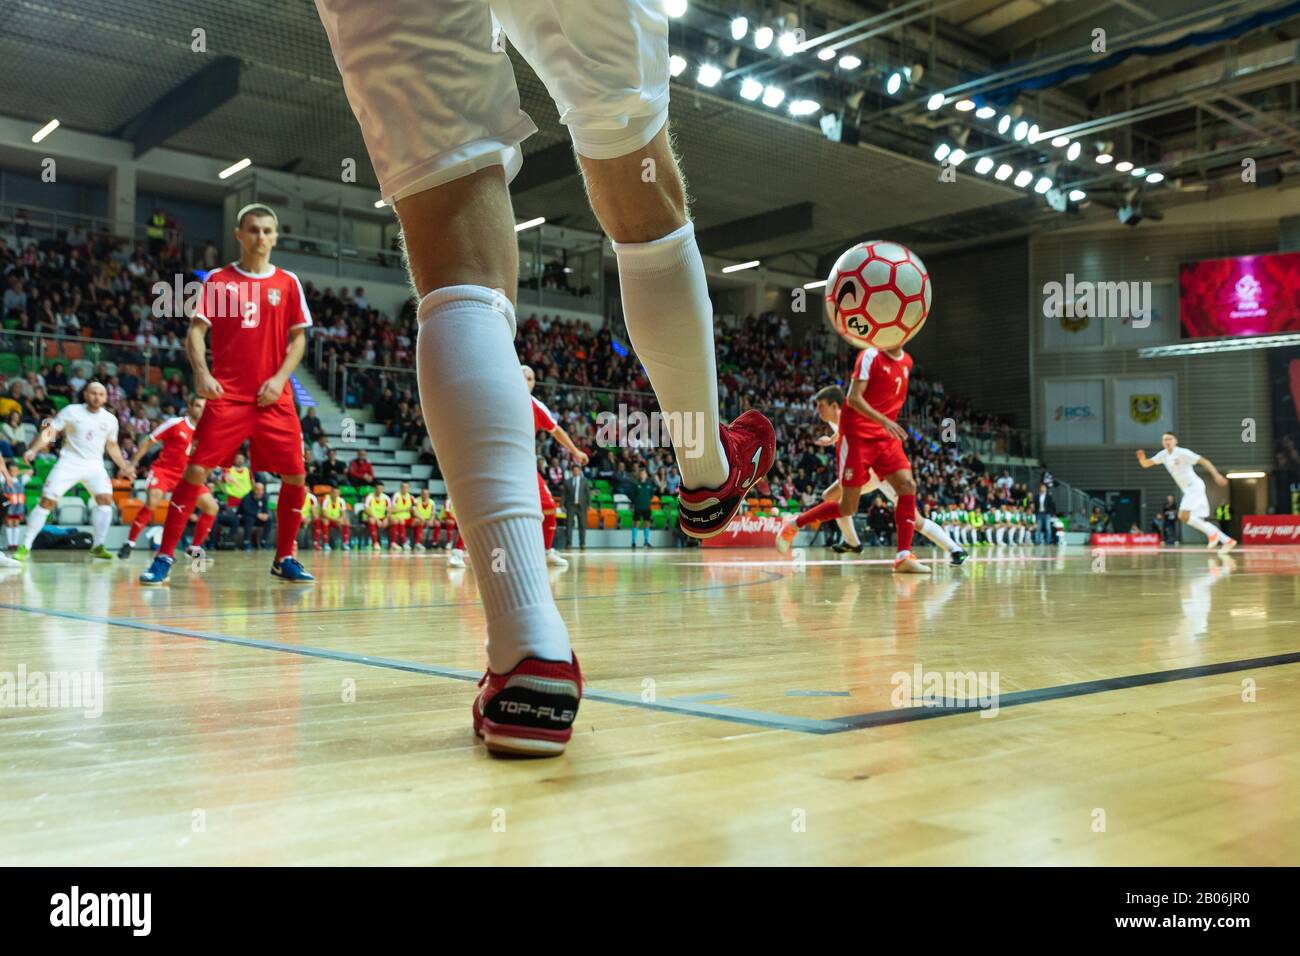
[50,404,118,463]
[1151,447,1205,494]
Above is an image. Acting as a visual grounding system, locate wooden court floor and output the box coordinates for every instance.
[2,543,1298,865]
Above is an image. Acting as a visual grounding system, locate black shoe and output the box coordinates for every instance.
[631,542,637,549]
[831,541,864,554]
[950,549,968,566]
[117,542,134,560]
[644,541,653,549]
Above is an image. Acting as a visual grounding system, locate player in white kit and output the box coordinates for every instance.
[312,0,777,755]
[13,381,136,560]
[1136,432,1236,551]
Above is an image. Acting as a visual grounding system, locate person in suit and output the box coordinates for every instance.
[238,482,275,550]
[562,463,591,550]
[1035,483,1057,544]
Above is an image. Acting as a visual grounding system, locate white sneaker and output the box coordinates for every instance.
[1219,536,1237,553]
[0,551,20,568]
[893,551,931,574]
[414,543,425,551]
[546,548,569,569]
[403,542,412,551]
[448,548,466,568]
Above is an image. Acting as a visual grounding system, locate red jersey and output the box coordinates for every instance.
[148,415,196,473]
[531,395,557,433]
[194,263,312,404]
[840,347,912,441]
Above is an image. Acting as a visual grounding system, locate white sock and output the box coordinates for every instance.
[1187,516,1221,541]
[919,516,957,554]
[415,285,569,673]
[23,506,50,549]
[92,504,113,547]
[612,221,728,490]
[837,516,860,547]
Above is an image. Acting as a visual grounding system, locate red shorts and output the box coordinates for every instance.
[147,467,183,494]
[537,472,555,512]
[837,435,910,489]
[190,398,305,475]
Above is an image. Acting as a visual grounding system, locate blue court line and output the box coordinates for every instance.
[7,602,1300,737]
[668,693,735,703]
[0,602,842,735]
[786,690,852,698]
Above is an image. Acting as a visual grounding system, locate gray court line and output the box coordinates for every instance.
[0,602,842,735]
[668,693,735,703]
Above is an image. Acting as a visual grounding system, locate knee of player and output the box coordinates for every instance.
[897,477,918,496]
[39,496,57,510]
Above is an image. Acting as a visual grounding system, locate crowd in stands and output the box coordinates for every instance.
[4,214,1054,546]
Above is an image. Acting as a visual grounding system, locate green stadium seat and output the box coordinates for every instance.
[652,510,668,530]
[0,353,21,377]
[51,395,69,411]
[618,510,632,529]
[593,479,611,495]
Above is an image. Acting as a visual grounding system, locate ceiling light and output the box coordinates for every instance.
[1095,153,1113,164]
[789,99,820,117]
[697,63,721,87]
[515,216,545,232]
[31,119,60,143]
[1051,135,1070,148]
[1115,160,1133,173]
[1067,142,1082,161]
[998,115,1012,134]
[975,157,994,174]
[1146,172,1165,184]
[218,158,251,179]
[948,149,967,166]
[1068,189,1087,202]
[818,47,837,61]
[1034,176,1053,194]
[761,85,785,108]
[994,163,1013,181]
[778,31,799,56]
[730,16,748,40]
[838,54,861,70]
[886,72,903,95]
[927,92,945,111]
[373,199,386,208]
[976,106,996,119]
[804,279,828,290]
[1013,121,1028,141]
[740,77,763,100]
[1014,169,1034,188]
[722,260,760,273]
[665,0,688,17]
[955,99,975,112]
[934,143,951,162]
[1130,166,1147,177]
[754,26,773,49]
[669,55,687,77]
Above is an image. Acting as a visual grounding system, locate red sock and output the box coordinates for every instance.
[797,499,843,529]
[542,511,557,550]
[341,523,350,546]
[370,522,380,545]
[159,481,203,558]
[313,519,322,547]
[397,522,407,546]
[128,504,153,543]
[454,532,464,550]
[192,511,216,549]
[895,493,917,553]
[275,483,307,560]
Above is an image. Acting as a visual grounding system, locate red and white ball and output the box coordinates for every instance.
[823,240,932,350]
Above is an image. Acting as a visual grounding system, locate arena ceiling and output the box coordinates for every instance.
[3,0,1300,271]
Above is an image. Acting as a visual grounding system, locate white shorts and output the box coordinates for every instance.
[1179,484,1210,519]
[42,456,112,500]
[314,0,671,203]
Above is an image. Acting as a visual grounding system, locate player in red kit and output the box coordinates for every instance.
[522,366,586,570]
[119,396,221,560]
[140,203,315,585]
[776,346,930,573]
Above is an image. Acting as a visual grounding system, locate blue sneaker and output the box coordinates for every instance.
[271,555,315,583]
[139,554,174,585]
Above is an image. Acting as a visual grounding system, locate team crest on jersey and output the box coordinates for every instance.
[1130,394,1161,424]
[267,289,281,306]
[844,467,855,480]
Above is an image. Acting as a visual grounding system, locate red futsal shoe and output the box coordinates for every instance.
[677,410,776,539]
[473,654,583,757]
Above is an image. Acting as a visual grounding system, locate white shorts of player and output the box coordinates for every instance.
[314,0,671,203]
[1179,482,1210,519]
[42,457,112,500]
